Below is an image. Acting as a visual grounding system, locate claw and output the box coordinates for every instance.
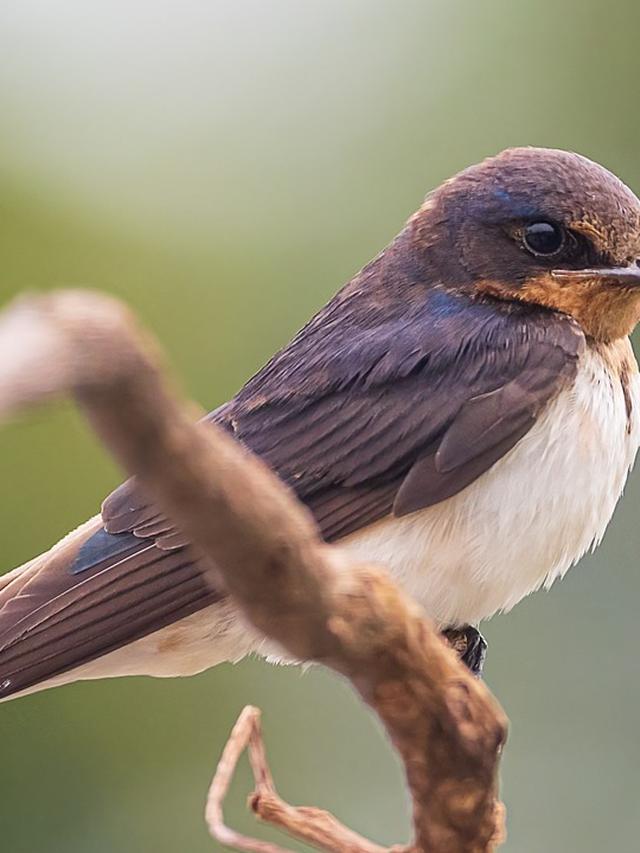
[442,625,487,678]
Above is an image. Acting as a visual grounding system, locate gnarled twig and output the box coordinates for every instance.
[206,705,398,853]
[0,291,508,851]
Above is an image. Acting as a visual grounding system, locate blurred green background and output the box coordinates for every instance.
[1,2,640,850]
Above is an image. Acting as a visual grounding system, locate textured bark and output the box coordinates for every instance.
[0,290,508,851]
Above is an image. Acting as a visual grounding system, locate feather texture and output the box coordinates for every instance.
[0,245,585,697]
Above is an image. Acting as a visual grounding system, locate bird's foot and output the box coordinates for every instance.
[442,625,487,678]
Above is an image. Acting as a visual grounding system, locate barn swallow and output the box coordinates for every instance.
[2,146,640,699]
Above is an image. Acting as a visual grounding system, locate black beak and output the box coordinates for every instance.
[552,264,640,286]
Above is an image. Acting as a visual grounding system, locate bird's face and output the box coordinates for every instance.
[418,148,640,341]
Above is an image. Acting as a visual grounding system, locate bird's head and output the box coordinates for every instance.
[413,147,640,341]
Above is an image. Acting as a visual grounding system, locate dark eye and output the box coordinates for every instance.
[522,221,565,257]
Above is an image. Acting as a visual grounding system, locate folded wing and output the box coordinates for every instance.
[0,288,584,697]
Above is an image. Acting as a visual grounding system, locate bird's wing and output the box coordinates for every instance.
[0,290,583,697]
[104,292,583,541]
[0,519,221,696]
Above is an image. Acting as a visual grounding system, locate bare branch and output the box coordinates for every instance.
[0,291,508,852]
[206,705,395,853]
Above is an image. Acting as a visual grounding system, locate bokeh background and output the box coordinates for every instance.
[1,2,640,850]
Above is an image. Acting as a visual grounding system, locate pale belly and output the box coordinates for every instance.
[340,344,640,627]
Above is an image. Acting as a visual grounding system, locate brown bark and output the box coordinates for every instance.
[0,290,508,852]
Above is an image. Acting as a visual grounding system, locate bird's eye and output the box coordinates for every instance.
[522,221,565,257]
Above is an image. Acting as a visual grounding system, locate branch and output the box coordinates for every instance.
[206,705,397,853]
[0,291,508,852]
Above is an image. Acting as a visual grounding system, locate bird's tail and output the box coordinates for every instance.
[0,517,255,702]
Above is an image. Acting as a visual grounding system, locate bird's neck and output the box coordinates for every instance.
[477,274,640,342]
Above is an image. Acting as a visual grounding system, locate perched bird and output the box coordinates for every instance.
[2,146,640,700]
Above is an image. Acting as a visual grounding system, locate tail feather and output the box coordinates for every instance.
[0,517,220,700]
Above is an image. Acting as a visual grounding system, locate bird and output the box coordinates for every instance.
[2,146,640,701]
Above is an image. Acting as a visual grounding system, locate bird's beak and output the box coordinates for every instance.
[552,264,640,286]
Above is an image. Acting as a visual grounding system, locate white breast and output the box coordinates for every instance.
[340,341,640,628]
